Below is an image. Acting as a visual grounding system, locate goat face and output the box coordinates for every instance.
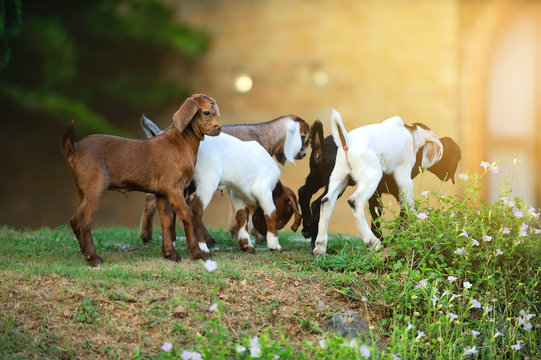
[428,136,461,184]
[252,182,302,235]
[174,94,222,139]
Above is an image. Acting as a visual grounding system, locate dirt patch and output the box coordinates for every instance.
[0,268,384,358]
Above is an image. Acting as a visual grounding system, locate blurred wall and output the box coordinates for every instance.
[1,0,539,235]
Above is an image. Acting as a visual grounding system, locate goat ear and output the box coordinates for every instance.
[283,120,302,166]
[252,207,267,235]
[141,114,163,138]
[172,97,200,133]
[310,120,324,163]
[275,153,287,166]
[422,140,443,169]
[288,194,302,232]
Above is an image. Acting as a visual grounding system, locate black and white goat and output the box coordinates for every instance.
[310,110,446,254]
[299,120,461,247]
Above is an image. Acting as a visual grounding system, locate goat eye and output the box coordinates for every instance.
[203,110,211,116]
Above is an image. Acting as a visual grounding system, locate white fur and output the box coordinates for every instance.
[313,110,443,255]
[283,120,302,165]
[198,242,210,253]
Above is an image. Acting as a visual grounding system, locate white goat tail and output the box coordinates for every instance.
[330,109,350,157]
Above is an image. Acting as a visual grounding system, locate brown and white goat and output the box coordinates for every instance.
[60,94,221,266]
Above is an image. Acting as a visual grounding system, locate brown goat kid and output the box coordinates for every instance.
[60,94,222,266]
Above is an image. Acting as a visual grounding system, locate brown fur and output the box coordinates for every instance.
[61,94,222,266]
[252,182,302,236]
[222,115,310,157]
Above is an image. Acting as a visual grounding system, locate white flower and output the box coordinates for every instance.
[519,230,527,237]
[480,161,491,170]
[471,330,480,337]
[519,309,534,320]
[416,279,428,288]
[521,223,528,230]
[458,173,470,181]
[535,228,541,234]
[417,212,428,220]
[421,190,429,196]
[273,355,280,360]
[484,235,493,241]
[513,157,521,166]
[511,340,523,350]
[494,329,504,337]
[204,259,218,272]
[471,298,481,308]
[503,228,510,235]
[495,249,503,255]
[447,276,457,282]
[416,330,426,339]
[514,210,524,218]
[318,339,327,349]
[484,305,493,313]
[472,239,479,246]
[490,166,499,174]
[359,344,371,358]
[236,345,247,353]
[463,281,473,289]
[454,247,466,255]
[463,346,478,356]
[161,342,173,352]
[430,296,439,304]
[181,350,202,360]
[208,303,218,312]
[407,322,415,330]
[250,336,261,358]
[392,354,402,360]
[460,229,469,238]
[448,312,458,320]
[523,322,532,331]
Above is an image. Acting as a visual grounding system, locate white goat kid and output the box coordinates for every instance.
[313,110,443,255]
[192,133,284,251]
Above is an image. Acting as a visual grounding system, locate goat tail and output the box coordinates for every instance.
[330,109,350,156]
[60,120,75,157]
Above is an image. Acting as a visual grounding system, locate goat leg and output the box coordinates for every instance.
[70,190,104,267]
[140,193,157,244]
[368,193,384,240]
[235,208,255,253]
[297,184,313,238]
[189,195,214,254]
[167,191,209,260]
[155,195,181,262]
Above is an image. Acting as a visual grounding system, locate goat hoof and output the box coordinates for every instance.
[190,250,209,260]
[87,255,103,267]
[269,247,282,252]
[205,236,216,248]
[164,252,181,262]
[241,246,256,254]
[140,233,153,244]
[301,228,311,239]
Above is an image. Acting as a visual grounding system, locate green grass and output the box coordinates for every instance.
[0,162,540,359]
